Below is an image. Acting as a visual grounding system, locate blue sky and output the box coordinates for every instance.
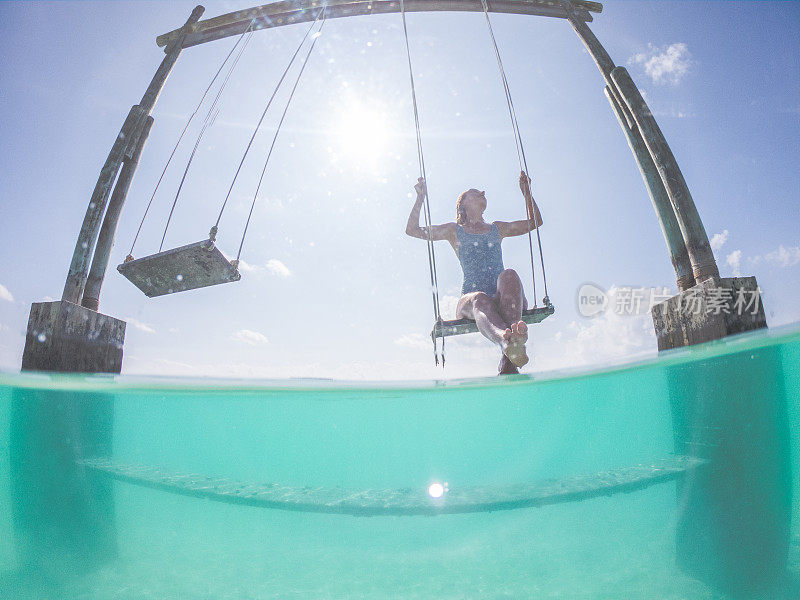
[0,0,798,380]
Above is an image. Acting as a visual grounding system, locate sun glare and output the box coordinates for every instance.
[332,104,394,166]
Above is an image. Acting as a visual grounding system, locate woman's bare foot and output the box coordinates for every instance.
[501,321,529,368]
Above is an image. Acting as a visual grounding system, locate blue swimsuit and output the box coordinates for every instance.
[456,223,505,296]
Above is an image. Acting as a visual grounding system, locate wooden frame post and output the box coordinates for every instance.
[610,66,720,285]
[13,6,205,581]
[83,116,154,311]
[603,86,694,291]
[558,3,788,594]
[61,5,205,307]
[17,3,789,593]
[561,1,697,291]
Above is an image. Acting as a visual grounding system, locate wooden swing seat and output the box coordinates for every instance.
[118,239,240,298]
[432,303,554,340]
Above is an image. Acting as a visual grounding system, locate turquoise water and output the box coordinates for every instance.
[1,323,798,599]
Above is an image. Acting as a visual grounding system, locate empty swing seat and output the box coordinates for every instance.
[432,303,555,340]
[118,239,241,298]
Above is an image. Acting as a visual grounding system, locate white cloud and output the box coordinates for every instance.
[744,243,800,269]
[537,285,657,371]
[726,250,742,276]
[230,329,268,345]
[709,230,729,251]
[764,244,800,268]
[629,42,693,85]
[237,259,259,273]
[125,317,155,333]
[394,333,430,349]
[0,284,13,303]
[266,259,291,277]
[438,294,461,320]
[238,258,292,277]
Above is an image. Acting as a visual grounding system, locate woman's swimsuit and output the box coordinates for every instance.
[456,223,505,296]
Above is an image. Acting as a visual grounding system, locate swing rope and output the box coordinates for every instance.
[159,25,255,252]
[235,9,327,264]
[480,0,550,306]
[127,22,254,260]
[400,0,445,367]
[213,8,325,242]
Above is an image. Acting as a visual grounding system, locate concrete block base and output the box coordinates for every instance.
[21,300,125,374]
[651,276,766,351]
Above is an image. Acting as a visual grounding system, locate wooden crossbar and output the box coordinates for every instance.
[77,455,705,516]
[157,0,603,50]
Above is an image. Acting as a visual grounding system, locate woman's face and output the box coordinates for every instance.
[462,189,487,223]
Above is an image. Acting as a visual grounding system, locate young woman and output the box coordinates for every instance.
[405,171,543,374]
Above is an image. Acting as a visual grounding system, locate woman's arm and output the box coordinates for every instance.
[405,177,456,242]
[495,171,544,239]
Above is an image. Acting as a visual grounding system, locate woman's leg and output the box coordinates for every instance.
[457,287,529,368]
[494,269,529,368]
[495,269,525,326]
[456,292,509,346]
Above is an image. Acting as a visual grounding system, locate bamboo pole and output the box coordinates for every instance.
[561,7,637,130]
[611,66,719,284]
[604,87,694,291]
[83,115,154,311]
[560,0,697,290]
[61,6,205,306]
[61,106,145,304]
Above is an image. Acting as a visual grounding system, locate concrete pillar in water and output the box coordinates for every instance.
[13,6,205,578]
[13,301,123,577]
[652,276,792,596]
[10,388,116,576]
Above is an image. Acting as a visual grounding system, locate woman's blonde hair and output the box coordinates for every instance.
[455,191,469,225]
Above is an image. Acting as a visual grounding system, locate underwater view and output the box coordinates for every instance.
[1,322,799,598]
[1,0,798,597]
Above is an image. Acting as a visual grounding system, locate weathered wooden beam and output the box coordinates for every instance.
[561,6,635,130]
[604,86,694,291]
[562,5,700,290]
[78,455,705,516]
[157,0,601,50]
[611,66,720,284]
[141,6,206,114]
[61,106,146,305]
[61,6,205,306]
[83,115,154,312]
